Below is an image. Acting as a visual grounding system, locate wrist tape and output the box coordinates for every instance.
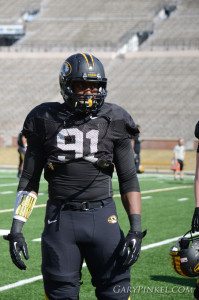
[14,191,37,222]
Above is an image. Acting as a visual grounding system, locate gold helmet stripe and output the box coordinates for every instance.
[81,53,94,68]
[81,53,89,67]
[89,54,95,67]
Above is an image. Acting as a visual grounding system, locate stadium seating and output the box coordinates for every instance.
[141,0,199,50]
[106,53,199,144]
[16,0,174,50]
[0,0,41,23]
[0,0,198,147]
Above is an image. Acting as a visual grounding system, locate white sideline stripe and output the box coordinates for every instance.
[142,196,152,199]
[0,169,17,173]
[0,183,18,187]
[0,191,13,195]
[178,198,188,202]
[32,237,41,242]
[0,276,43,292]
[0,204,46,214]
[114,185,192,198]
[141,236,181,250]
[0,229,10,236]
[0,262,87,292]
[0,176,17,179]
[141,232,199,251]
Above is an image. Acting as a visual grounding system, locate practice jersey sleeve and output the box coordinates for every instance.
[113,138,140,194]
[195,121,199,153]
[18,110,46,193]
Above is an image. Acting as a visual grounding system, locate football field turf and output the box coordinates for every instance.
[0,169,196,299]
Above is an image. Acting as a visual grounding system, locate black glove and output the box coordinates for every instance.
[120,230,147,267]
[191,207,199,233]
[3,233,29,270]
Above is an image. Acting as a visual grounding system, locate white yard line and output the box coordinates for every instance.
[142,236,181,250]
[0,183,18,187]
[178,198,188,202]
[0,229,10,236]
[0,204,46,214]
[32,237,41,242]
[114,185,192,198]
[0,262,87,292]
[0,169,17,173]
[141,232,199,250]
[0,276,43,292]
[0,191,14,195]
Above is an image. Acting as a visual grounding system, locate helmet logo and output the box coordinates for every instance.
[108,215,117,224]
[62,61,72,77]
[194,263,199,273]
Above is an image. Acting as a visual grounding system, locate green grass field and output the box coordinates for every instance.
[0,169,197,299]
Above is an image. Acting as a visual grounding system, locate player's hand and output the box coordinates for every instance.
[191,208,199,233]
[120,230,147,267]
[3,233,29,270]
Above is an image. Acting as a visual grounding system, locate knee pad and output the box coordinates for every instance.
[44,278,80,300]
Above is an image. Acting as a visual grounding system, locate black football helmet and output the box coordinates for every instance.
[59,53,107,114]
[170,230,199,277]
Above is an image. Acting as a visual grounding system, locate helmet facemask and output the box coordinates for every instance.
[61,79,107,115]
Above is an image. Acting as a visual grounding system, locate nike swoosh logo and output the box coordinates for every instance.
[14,241,18,250]
[132,238,136,248]
[47,219,57,225]
[90,116,98,119]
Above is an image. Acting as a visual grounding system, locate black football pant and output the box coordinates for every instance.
[42,199,131,300]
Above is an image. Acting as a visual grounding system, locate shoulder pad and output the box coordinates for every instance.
[22,102,61,138]
[25,102,62,119]
[101,103,138,138]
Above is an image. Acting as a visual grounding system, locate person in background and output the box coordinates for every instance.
[173,138,185,180]
[17,132,27,178]
[191,121,199,299]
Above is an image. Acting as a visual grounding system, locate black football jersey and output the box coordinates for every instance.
[195,121,199,153]
[19,102,139,201]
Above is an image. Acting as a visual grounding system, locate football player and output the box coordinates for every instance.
[191,120,199,299]
[4,53,146,300]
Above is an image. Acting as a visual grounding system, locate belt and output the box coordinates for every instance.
[61,199,112,211]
